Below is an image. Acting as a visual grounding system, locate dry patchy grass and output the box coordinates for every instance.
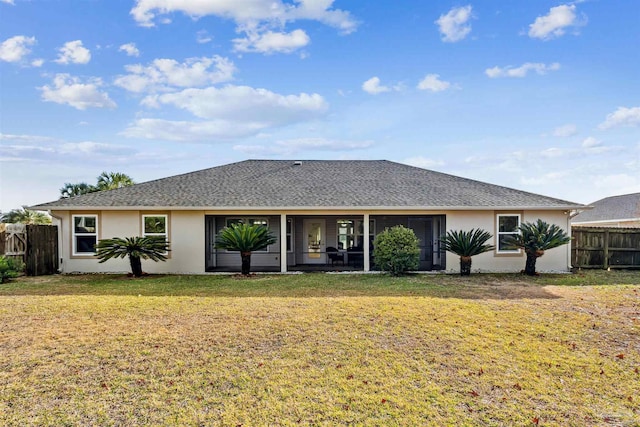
[0,272,639,426]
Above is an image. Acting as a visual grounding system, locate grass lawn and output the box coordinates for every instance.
[1,271,639,426]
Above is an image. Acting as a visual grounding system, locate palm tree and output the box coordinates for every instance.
[96,172,135,191]
[95,236,170,277]
[0,207,52,224]
[215,223,276,275]
[504,219,571,276]
[60,182,97,198]
[440,228,495,275]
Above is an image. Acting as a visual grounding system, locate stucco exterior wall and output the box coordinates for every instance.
[51,208,573,274]
[444,210,571,273]
[54,210,206,274]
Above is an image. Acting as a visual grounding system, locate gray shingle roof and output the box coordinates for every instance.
[31,160,583,210]
[573,192,640,222]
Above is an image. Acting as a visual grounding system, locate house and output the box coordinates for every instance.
[572,192,640,228]
[31,160,584,274]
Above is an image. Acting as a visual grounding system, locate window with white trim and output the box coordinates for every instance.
[225,218,270,252]
[496,214,521,253]
[143,215,168,239]
[142,214,169,254]
[73,214,98,255]
[336,219,375,250]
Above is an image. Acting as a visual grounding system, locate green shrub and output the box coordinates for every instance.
[373,225,420,276]
[0,256,24,283]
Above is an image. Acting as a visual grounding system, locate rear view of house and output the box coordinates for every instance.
[32,160,583,274]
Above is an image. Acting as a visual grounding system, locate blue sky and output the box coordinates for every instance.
[1,0,639,211]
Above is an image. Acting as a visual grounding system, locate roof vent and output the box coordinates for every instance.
[293,161,302,166]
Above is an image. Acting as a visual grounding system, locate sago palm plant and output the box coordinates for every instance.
[503,219,570,276]
[215,223,277,275]
[95,236,170,277]
[440,228,495,275]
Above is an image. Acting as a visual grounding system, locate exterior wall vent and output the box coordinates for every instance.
[293,161,302,166]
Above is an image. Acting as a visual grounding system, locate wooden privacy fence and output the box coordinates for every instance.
[572,227,640,269]
[0,224,58,276]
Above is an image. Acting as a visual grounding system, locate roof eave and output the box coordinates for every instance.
[33,204,587,212]
[572,217,640,225]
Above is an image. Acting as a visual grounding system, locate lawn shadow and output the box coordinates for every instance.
[0,273,570,300]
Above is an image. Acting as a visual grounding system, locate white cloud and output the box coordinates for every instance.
[552,123,577,137]
[142,85,327,120]
[581,137,601,148]
[122,118,268,141]
[125,85,328,141]
[598,106,640,130]
[528,4,584,40]
[435,5,473,43]
[233,137,373,155]
[1,0,16,4]
[417,74,451,92]
[58,141,131,156]
[130,0,358,37]
[485,62,560,78]
[0,35,36,62]
[31,58,44,67]
[520,171,570,186]
[55,40,91,64]
[0,134,131,163]
[39,74,116,110]
[119,42,140,57]
[130,0,356,57]
[591,173,640,194]
[362,77,390,95]
[541,148,564,158]
[114,55,235,93]
[233,29,310,54]
[196,30,212,44]
[403,156,445,169]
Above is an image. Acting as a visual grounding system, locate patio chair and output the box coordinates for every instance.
[326,246,345,266]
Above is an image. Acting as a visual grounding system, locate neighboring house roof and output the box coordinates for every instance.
[31,160,584,210]
[572,192,640,224]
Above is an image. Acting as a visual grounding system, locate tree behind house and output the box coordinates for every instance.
[96,172,135,190]
[60,172,135,199]
[0,207,51,224]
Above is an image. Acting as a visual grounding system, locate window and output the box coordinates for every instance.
[336,219,375,250]
[496,214,521,253]
[287,218,293,253]
[73,214,98,255]
[226,218,268,228]
[142,214,169,255]
[225,218,270,252]
[143,215,168,239]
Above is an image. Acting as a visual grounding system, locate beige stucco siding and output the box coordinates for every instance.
[54,210,206,274]
[444,210,571,273]
[51,208,572,274]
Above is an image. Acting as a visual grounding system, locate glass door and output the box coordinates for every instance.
[303,218,326,264]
